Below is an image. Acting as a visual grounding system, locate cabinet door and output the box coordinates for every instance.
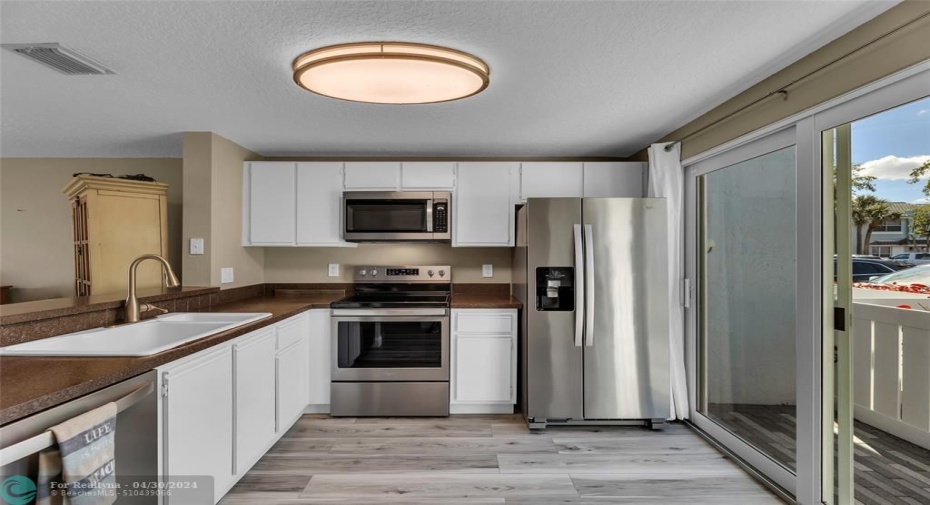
[247,162,296,244]
[277,339,310,433]
[307,310,332,407]
[521,162,583,200]
[583,162,646,198]
[344,162,401,190]
[453,162,518,247]
[453,336,513,403]
[233,329,276,475]
[401,162,456,190]
[162,347,233,504]
[296,162,352,246]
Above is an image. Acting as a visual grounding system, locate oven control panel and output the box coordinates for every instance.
[355,265,451,283]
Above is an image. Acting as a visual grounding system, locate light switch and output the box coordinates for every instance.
[328,263,340,277]
[482,264,493,278]
[189,238,204,255]
[221,267,234,284]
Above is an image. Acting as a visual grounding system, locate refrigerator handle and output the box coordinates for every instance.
[584,224,595,347]
[573,224,584,347]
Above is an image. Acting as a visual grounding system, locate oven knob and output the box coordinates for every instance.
[359,269,367,276]
[371,269,378,276]
[428,270,434,277]
[439,270,445,277]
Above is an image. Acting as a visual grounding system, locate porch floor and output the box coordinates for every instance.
[708,404,930,505]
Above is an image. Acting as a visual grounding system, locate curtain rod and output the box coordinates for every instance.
[663,9,930,152]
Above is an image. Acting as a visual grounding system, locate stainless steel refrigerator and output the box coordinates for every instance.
[513,198,670,429]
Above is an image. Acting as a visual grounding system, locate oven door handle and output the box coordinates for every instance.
[331,308,450,317]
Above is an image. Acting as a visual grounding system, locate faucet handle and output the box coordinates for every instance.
[140,303,169,316]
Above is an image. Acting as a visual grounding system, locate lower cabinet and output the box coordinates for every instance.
[160,346,234,504]
[233,328,276,475]
[450,309,518,414]
[158,310,324,504]
[306,309,332,411]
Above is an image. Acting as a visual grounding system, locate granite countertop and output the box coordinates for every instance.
[0,291,345,425]
[451,293,522,309]
[0,287,521,425]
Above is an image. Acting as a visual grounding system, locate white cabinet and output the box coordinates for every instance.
[520,162,583,200]
[401,162,456,190]
[297,162,353,246]
[244,162,296,245]
[450,309,518,413]
[453,162,519,247]
[306,309,332,410]
[233,328,276,475]
[344,162,401,190]
[582,162,646,197]
[160,346,234,503]
[276,313,311,432]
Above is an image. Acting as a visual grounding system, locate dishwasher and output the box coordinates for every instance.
[0,370,158,504]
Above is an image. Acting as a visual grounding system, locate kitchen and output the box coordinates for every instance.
[1,2,929,505]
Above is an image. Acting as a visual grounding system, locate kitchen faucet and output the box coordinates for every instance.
[124,254,181,323]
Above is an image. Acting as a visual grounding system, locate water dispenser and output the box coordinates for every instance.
[535,267,575,311]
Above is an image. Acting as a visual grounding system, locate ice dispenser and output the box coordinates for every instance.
[535,267,575,311]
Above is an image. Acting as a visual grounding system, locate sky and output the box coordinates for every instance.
[851,96,930,204]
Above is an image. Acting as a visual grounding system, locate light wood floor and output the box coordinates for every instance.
[708,404,930,505]
[219,414,784,504]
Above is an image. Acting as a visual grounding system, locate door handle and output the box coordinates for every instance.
[584,224,595,347]
[573,224,584,347]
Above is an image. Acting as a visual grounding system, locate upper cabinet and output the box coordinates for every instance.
[583,162,646,198]
[520,162,584,200]
[401,162,456,190]
[296,162,353,246]
[344,162,401,191]
[244,162,296,245]
[454,162,519,247]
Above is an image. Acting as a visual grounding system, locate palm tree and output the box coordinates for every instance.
[852,195,901,254]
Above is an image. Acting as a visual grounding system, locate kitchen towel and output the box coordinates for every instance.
[36,402,118,505]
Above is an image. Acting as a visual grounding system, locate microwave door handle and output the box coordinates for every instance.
[426,199,434,232]
[573,224,584,347]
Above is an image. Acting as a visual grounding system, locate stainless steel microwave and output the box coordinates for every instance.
[343,191,451,242]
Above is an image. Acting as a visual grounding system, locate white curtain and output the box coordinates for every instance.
[647,142,689,420]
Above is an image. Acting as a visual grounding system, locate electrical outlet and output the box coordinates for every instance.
[221,267,234,284]
[189,238,204,255]
[482,264,493,278]
[328,263,339,277]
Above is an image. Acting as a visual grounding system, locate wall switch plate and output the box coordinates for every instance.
[189,238,204,255]
[482,264,493,278]
[328,264,339,277]
[221,267,234,284]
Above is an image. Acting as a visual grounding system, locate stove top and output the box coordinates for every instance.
[331,265,452,310]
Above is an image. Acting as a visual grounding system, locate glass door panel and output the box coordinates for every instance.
[698,144,798,472]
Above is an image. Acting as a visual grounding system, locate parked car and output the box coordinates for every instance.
[835,258,912,283]
[889,252,930,265]
[867,264,930,286]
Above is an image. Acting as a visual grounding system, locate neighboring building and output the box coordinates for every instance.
[862,202,929,257]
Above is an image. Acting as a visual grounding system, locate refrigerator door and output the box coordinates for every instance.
[582,198,670,420]
[525,198,584,421]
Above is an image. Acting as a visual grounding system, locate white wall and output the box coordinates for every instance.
[0,158,183,302]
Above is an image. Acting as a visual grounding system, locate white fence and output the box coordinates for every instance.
[852,296,930,449]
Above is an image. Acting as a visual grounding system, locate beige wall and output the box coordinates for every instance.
[633,1,930,161]
[0,158,183,302]
[182,132,264,289]
[264,245,513,284]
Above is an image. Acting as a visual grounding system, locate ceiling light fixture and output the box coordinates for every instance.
[292,42,489,104]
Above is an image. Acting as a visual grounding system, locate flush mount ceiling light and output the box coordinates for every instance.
[292,42,489,104]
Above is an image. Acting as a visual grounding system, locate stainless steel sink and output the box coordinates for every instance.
[0,312,272,357]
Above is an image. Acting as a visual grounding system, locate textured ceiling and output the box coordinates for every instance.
[0,0,897,158]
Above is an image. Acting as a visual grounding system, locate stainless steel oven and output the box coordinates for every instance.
[330,265,452,417]
[343,191,451,242]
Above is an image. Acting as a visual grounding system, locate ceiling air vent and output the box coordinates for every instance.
[2,43,114,75]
